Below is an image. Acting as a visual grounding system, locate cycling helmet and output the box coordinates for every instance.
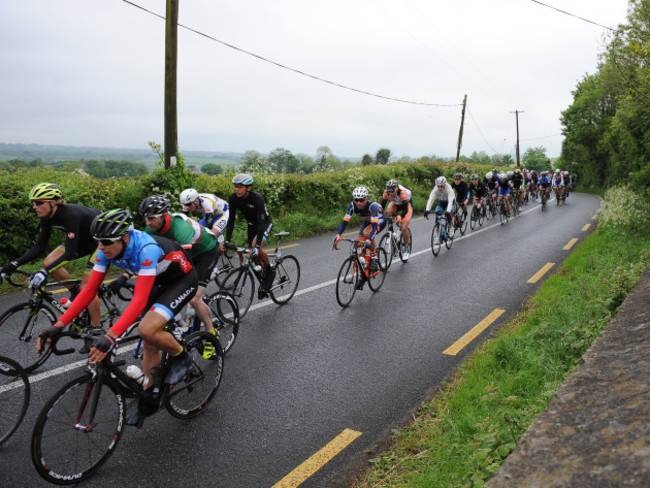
[435,176,447,187]
[352,186,369,199]
[555,169,561,174]
[507,171,514,178]
[454,172,463,180]
[232,173,254,186]
[492,168,497,173]
[29,183,62,201]
[386,179,399,190]
[470,174,479,180]
[499,172,508,180]
[514,168,520,174]
[531,170,537,175]
[90,209,132,239]
[180,188,199,206]
[139,194,171,217]
[485,171,493,180]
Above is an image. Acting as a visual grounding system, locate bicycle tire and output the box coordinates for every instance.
[206,291,239,354]
[0,301,57,373]
[431,222,441,257]
[0,356,30,447]
[165,331,224,419]
[31,373,125,485]
[378,233,394,270]
[470,206,479,230]
[444,222,454,250]
[398,228,412,263]
[499,201,507,225]
[269,255,300,305]
[368,248,387,292]
[335,256,359,308]
[221,268,254,318]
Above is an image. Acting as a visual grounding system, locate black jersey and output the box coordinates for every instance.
[225,191,273,245]
[469,181,489,199]
[451,181,470,202]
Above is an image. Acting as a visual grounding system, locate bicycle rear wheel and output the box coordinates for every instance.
[368,248,387,292]
[206,291,239,354]
[0,301,57,373]
[269,255,300,304]
[431,222,441,257]
[221,268,254,318]
[0,356,30,447]
[336,256,359,308]
[398,228,412,263]
[165,331,224,419]
[378,233,394,270]
[457,209,468,235]
[31,373,125,485]
[470,206,479,230]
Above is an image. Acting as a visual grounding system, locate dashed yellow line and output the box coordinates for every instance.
[273,429,362,488]
[528,263,555,283]
[581,224,591,232]
[443,309,506,356]
[563,238,579,250]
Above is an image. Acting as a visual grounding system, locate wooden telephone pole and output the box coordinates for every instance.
[164,0,179,169]
[455,94,467,162]
[510,109,524,169]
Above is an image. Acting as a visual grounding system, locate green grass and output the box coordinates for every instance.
[354,224,650,488]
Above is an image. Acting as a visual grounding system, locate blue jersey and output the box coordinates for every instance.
[336,200,385,240]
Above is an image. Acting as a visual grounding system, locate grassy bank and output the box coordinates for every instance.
[353,188,650,487]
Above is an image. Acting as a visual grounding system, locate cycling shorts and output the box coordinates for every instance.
[247,221,274,248]
[498,187,511,196]
[435,201,455,214]
[389,200,413,222]
[50,245,99,274]
[194,246,218,288]
[147,267,198,322]
[359,218,387,237]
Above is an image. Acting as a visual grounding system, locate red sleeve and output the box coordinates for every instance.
[109,274,156,337]
[59,270,106,326]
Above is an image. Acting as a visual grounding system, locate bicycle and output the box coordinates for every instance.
[539,187,548,211]
[378,216,412,270]
[498,197,510,225]
[211,241,237,288]
[332,237,387,308]
[0,269,134,373]
[0,356,31,447]
[452,205,468,236]
[220,232,300,318]
[31,326,223,484]
[488,191,498,218]
[469,198,487,230]
[554,186,566,205]
[511,189,521,216]
[430,211,453,257]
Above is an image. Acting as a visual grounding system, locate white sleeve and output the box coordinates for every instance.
[426,189,437,212]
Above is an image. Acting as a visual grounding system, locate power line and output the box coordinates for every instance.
[466,107,500,154]
[529,0,615,31]
[121,0,462,107]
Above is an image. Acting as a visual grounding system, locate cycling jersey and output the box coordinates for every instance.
[552,175,565,187]
[225,190,273,248]
[484,175,499,191]
[511,173,524,190]
[469,181,489,199]
[184,193,229,233]
[496,179,512,196]
[382,185,412,205]
[145,213,216,260]
[451,180,470,203]
[14,203,101,272]
[538,175,552,187]
[336,200,385,240]
[426,183,455,213]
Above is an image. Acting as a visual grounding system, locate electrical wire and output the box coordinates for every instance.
[466,106,500,154]
[529,0,615,31]
[121,0,462,107]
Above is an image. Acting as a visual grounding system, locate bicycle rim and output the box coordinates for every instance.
[431,223,441,257]
[165,331,224,419]
[207,291,239,354]
[368,248,387,292]
[269,255,300,304]
[31,374,125,485]
[470,207,478,230]
[445,225,454,250]
[336,257,358,307]
[379,234,393,270]
[221,268,254,318]
[0,356,31,447]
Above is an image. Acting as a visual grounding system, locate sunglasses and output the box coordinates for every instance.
[94,236,122,246]
[354,198,366,202]
[437,185,445,189]
[386,188,396,193]
[32,200,49,206]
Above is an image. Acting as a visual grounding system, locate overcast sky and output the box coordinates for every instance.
[0,0,629,159]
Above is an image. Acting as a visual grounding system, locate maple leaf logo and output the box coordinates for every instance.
[141,259,153,267]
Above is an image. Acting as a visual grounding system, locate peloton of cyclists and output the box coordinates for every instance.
[382,179,413,260]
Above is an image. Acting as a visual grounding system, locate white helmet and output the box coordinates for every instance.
[352,186,369,199]
[435,176,447,187]
[485,171,493,180]
[180,188,199,207]
[499,172,508,180]
[555,169,561,174]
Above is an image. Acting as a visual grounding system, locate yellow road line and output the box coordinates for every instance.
[581,224,591,232]
[563,238,579,250]
[528,262,555,283]
[278,243,300,250]
[273,429,362,488]
[443,309,505,356]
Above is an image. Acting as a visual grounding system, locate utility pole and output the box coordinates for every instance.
[164,0,179,169]
[455,94,467,162]
[510,110,523,169]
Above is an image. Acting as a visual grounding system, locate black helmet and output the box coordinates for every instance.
[139,194,171,217]
[454,172,463,180]
[91,209,133,239]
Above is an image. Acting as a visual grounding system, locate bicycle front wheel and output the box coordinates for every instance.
[31,373,125,485]
[336,256,359,308]
[206,291,239,354]
[470,206,479,230]
[0,301,57,373]
[221,268,254,318]
[0,356,30,447]
[445,224,454,250]
[378,233,394,270]
[165,331,224,419]
[431,223,441,257]
[213,250,236,288]
[368,248,387,292]
[269,255,300,304]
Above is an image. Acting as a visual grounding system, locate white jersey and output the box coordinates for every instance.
[426,183,455,213]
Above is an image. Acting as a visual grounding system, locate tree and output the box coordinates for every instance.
[375,148,391,165]
[522,147,552,173]
[239,150,270,174]
[361,154,373,166]
[201,163,223,175]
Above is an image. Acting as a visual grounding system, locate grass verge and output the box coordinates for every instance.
[353,225,650,488]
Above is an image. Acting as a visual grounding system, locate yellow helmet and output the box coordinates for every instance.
[28,183,62,200]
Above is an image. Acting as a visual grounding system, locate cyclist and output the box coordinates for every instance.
[552,169,565,200]
[529,170,539,200]
[538,170,552,200]
[333,186,386,269]
[1,183,102,328]
[423,176,455,240]
[468,174,489,218]
[451,172,470,218]
[511,169,524,205]
[139,195,219,345]
[36,209,198,427]
[180,188,229,239]
[382,179,413,260]
[496,172,513,214]
[222,173,275,299]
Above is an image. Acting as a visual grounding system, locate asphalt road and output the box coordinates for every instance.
[0,192,600,488]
